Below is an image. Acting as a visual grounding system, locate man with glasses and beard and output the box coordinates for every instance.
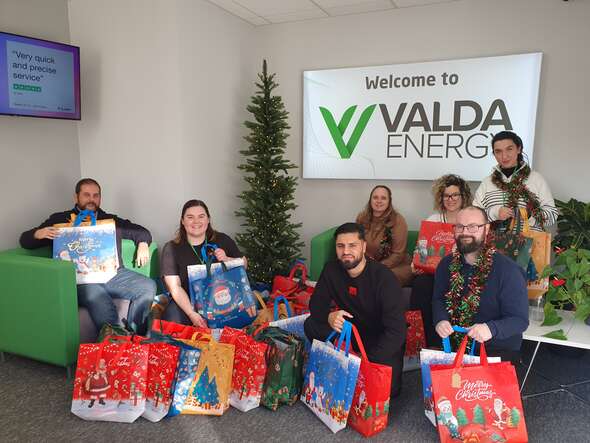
[304,222,407,398]
[20,178,156,334]
[432,206,529,362]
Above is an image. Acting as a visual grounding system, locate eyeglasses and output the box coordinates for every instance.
[443,193,462,201]
[453,223,487,233]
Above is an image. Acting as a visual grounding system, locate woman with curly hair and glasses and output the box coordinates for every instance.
[427,174,473,224]
[411,174,472,347]
[356,185,413,287]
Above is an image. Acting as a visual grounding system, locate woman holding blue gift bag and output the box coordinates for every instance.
[161,199,244,326]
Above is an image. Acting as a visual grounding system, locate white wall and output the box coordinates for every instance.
[0,0,80,249]
[64,0,590,262]
[68,0,257,247]
[254,0,590,258]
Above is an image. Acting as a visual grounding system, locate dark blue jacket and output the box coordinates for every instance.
[432,251,529,352]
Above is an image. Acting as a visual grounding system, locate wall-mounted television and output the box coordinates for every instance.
[0,31,80,120]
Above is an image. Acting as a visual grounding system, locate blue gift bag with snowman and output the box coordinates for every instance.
[187,244,257,329]
[301,321,361,433]
[52,210,118,284]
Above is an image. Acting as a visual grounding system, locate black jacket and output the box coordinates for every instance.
[19,207,152,268]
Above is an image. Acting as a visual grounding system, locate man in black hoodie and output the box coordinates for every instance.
[20,178,156,334]
[304,222,407,398]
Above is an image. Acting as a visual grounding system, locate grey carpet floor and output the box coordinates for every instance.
[1,341,590,443]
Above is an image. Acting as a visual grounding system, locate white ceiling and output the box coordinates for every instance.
[206,0,460,26]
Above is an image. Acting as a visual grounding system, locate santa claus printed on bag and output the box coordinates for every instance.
[213,285,232,306]
[85,358,111,408]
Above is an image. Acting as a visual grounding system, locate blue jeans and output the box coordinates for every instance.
[77,268,156,334]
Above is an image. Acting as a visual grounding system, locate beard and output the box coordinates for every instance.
[77,201,99,211]
[339,256,362,270]
[456,235,485,254]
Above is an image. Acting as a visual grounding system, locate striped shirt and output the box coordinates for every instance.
[473,165,558,232]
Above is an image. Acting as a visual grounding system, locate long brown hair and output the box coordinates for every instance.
[173,199,217,244]
[357,185,397,227]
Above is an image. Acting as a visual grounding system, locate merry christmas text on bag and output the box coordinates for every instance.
[420,327,501,427]
[430,336,528,443]
[413,221,455,274]
[53,210,118,284]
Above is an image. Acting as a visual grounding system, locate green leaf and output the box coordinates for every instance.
[541,304,562,326]
[542,329,568,340]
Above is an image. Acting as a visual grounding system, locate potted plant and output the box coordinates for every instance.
[554,198,590,250]
[541,248,590,338]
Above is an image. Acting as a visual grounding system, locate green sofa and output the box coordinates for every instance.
[0,240,158,370]
[309,227,418,281]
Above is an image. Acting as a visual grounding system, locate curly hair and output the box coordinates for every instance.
[431,174,472,213]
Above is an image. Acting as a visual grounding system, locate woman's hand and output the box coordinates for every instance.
[189,311,207,328]
[213,248,229,262]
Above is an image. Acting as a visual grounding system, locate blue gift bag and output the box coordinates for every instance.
[301,321,361,433]
[167,343,202,417]
[187,247,257,329]
[52,210,118,284]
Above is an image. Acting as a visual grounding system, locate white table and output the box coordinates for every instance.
[521,309,590,403]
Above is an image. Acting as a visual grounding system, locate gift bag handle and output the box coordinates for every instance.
[336,321,353,356]
[325,321,352,355]
[73,209,97,226]
[442,325,476,356]
[273,294,292,320]
[350,323,369,362]
[252,290,267,309]
[288,261,308,282]
[452,335,488,368]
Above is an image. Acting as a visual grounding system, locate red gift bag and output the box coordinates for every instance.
[71,339,149,422]
[219,327,268,412]
[151,319,210,340]
[347,324,392,437]
[430,337,528,443]
[413,221,455,274]
[142,341,181,422]
[271,262,315,315]
[404,310,426,357]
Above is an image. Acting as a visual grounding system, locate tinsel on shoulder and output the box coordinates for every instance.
[444,243,496,349]
[492,163,546,229]
[376,226,393,261]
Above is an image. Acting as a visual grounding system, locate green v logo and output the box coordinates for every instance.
[319,105,376,159]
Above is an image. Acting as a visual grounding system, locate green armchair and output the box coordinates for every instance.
[309,227,418,281]
[0,240,158,370]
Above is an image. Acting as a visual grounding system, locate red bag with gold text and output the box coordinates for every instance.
[430,337,528,442]
[413,221,455,274]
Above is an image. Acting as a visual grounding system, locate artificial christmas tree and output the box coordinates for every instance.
[235,60,303,284]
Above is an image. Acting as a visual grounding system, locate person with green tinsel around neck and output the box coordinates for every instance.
[473,130,557,232]
[432,206,529,362]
